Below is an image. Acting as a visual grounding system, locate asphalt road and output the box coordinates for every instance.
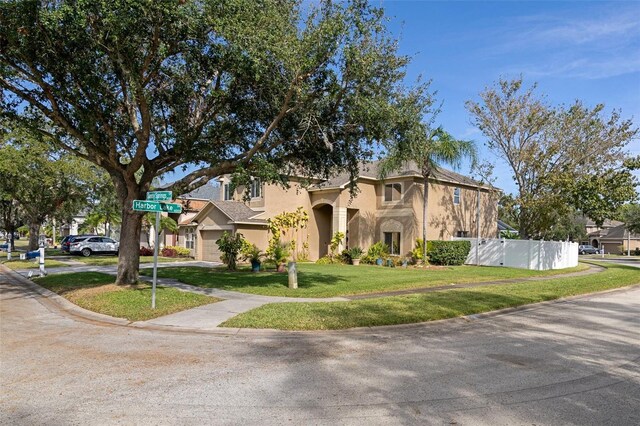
[1,273,639,425]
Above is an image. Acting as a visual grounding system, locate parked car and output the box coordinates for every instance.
[69,236,119,257]
[61,235,97,252]
[578,244,599,255]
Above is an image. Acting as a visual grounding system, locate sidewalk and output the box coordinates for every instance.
[1,260,606,331]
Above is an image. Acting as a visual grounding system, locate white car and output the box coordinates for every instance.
[70,236,119,257]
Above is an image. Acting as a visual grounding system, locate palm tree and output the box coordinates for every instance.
[379,126,477,262]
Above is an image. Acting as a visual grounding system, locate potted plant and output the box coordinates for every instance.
[347,247,363,265]
[241,243,264,273]
[267,241,290,272]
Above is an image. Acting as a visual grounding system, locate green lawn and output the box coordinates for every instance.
[71,255,189,266]
[141,262,589,298]
[221,262,640,330]
[1,258,70,270]
[34,272,219,321]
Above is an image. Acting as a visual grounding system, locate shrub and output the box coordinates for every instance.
[361,242,389,264]
[162,245,190,257]
[139,246,153,256]
[411,239,434,263]
[427,240,471,266]
[315,256,333,265]
[161,247,178,257]
[216,232,246,271]
[266,240,290,267]
[635,247,640,256]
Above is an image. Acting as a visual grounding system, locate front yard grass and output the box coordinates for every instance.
[72,255,188,266]
[1,258,70,270]
[142,263,589,298]
[34,272,219,321]
[221,262,639,330]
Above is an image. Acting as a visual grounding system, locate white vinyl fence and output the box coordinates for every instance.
[454,238,579,270]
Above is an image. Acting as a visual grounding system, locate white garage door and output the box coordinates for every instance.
[201,230,224,262]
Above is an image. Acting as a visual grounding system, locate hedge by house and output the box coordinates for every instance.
[427,241,471,266]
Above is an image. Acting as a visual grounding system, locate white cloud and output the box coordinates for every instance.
[487,5,640,79]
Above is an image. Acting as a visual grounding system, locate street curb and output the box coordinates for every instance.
[0,264,131,326]
[1,263,638,337]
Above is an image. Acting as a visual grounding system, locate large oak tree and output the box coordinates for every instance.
[466,78,638,239]
[0,0,427,283]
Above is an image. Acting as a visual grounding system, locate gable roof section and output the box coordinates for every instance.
[498,220,518,232]
[189,200,268,226]
[588,224,639,240]
[307,160,495,191]
[178,184,220,201]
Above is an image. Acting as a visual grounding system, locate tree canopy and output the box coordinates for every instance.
[0,125,94,250]
[466,78,638,239]
[0,0,427,283]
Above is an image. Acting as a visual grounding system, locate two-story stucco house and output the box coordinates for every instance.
[168,161,499,262]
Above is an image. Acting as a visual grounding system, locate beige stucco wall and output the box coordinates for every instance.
[237,225,269,252]
[213,174,499,260]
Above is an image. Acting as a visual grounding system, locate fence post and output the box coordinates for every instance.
[500,238,505,266]
[538,239,543,271]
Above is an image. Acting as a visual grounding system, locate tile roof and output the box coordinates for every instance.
[585,218,624,228]
[498,220,518,232]
[210,201,267,224]
[308,160,494,191]
[588,224,639,240]
[178,184,220,201]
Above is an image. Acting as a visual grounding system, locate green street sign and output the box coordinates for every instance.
[133,200,182,214]
[146,191,172,201]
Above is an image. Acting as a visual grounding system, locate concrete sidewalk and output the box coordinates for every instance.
[2,260,610,330]
[8,261,349,329]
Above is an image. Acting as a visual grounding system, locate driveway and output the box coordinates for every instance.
[1,272,639,425]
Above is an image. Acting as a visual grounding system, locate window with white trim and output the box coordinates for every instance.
[453,187,461,205]
[250,178,262,198]
[185,228,195,249]
[384,232,401,255]
[224,183,232,200]
[384,183,402,202]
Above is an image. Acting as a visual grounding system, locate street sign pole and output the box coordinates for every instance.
[152,211,160,309]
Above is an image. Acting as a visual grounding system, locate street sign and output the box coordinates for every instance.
[146,191,172,201]
[132,200,182,213]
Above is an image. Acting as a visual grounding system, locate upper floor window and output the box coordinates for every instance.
[453,187,461,205]
[250,178,262,198]
[384,183,402,202]
[224,183,232,200]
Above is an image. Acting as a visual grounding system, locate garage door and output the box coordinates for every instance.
[200,230,223,262]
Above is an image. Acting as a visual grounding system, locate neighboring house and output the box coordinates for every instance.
[162,184,221,254]
[497,220,518,238]
[584,218,624,236]
[587,222,640,254]
[60,209,92,236]
[176,161,499,262]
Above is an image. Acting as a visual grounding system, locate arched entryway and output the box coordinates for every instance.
[313,203,333,258]
[591,239,599,248]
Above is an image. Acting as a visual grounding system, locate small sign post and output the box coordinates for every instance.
[132,192,181,308]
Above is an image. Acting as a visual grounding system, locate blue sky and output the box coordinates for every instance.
[161,0,640,195]
[380,0,640,194]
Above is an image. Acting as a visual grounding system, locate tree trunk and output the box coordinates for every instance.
[117,207,143,284]
[112,173,148,285]
[28,221,41,251]
[422,176,429,263]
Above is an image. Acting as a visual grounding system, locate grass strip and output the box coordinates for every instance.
[34,272,219,321]
[220,263,639,330]
[142,263,589,298]
[1,259,70,270]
